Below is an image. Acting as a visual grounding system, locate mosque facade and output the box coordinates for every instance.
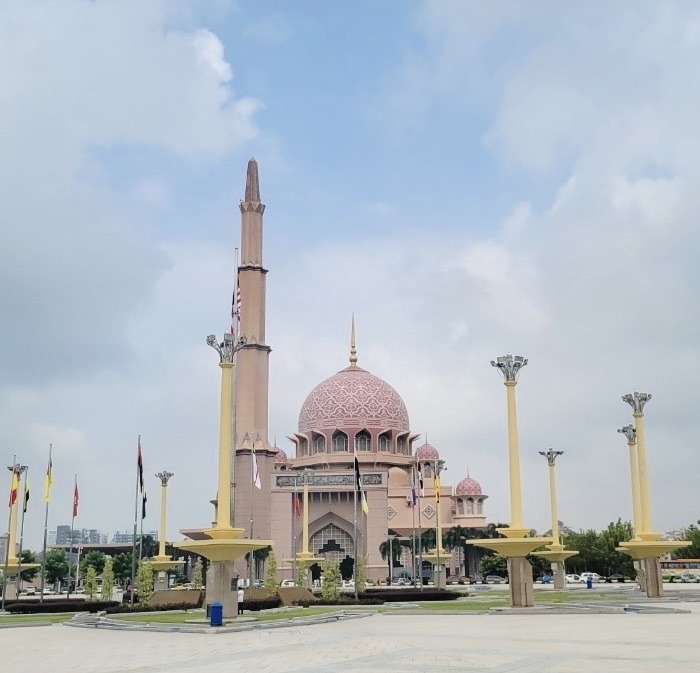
[230,160,490,582]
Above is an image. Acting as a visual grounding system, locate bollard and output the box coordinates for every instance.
[210,601,223,627]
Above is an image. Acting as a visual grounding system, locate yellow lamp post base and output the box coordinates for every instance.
[149,556,185,573]
[531,547,578,564]
[617,539,690,561]
[174,537,272,563]
[1,558,41,574]
[421,548,452,565]
[470,537,552,558]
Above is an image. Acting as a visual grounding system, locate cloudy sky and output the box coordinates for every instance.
[3,0,699,550]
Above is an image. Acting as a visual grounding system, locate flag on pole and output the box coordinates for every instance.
[409,468,417,507]
[23,476,30,513]
[8,470,19,507]
[72,478,79,518]
[354,445,369,514]
[141,488,147,520]
[252,451,261,489]
[137,436,144,494]
[292,493,301,517]
[417,466,424,497]
[434,472,441,503]
[44,449,53,503]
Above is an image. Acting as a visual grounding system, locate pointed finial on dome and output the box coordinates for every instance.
[349,313,358,368]
[245,157,260,202]
[467,464,470,478]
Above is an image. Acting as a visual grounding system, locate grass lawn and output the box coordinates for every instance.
[0,613,73,625]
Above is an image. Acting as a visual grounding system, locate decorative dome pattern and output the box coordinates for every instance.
[415,443,440,461]
[455,477,482,496]
[274,447,288,463]
[298,366,409,433]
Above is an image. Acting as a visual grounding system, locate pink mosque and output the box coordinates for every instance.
[229,160,491,582]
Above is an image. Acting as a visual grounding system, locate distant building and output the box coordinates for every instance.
[112,530,158,544]
[53,526,108,545]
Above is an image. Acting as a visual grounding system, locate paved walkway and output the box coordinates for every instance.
[3,600,700,672]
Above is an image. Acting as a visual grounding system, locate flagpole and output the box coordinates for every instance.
[249,448,255,586]
[130,435,140,606]
[417,459,424,592]
[292,474,298,583]
[230,247,239,527]
[353,439,359,601]
[40,445,52,603]
[67,473,77,599]
[16,467,29,596]
[411,464,417,583]
[1,455,17,612]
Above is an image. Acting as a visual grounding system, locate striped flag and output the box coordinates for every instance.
[141,488,147,520]
[292,493,301,517]
[72,477,79,518]
[434,472,441,503]
[230,274,241,334]
[9,470,19,507]
[23,476,30,513]
[44,447,53,503]
[417,466,424,497]
[409,468,417,506]
[137,436,144,494]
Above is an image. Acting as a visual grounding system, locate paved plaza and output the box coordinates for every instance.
[3,598,700,673]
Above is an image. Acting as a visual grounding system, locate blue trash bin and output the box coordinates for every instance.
[210,601,223,627]
[586,577,593,589]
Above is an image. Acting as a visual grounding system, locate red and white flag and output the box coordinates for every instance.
[72,477,79,518]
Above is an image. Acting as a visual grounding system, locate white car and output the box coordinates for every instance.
[565,574,581,584]
[279,579,296,587]
[580,572,604,584]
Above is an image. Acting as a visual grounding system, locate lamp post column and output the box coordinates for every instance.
[156,472,174,558]
[491,354,529,538]
[206,333,246,535]
[622,392,657,541]
[617,425,642,540]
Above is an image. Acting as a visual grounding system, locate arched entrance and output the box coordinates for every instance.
[310,523,356,579]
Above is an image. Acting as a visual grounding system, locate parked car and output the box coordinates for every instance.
[485,575,506,584]
[580,572,604,584]
[607,574,626,583]
[679,572,700,583]
[565,574,581,584]
[279,579,296,587]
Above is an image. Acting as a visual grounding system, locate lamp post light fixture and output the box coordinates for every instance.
[617,425,642,540]
[490,354,529,538]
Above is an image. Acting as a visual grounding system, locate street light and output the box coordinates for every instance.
[490,354,529,538]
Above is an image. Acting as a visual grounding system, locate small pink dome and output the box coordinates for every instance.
[455,477,482,496]
[274,447,288,463]
[414,443,440,461]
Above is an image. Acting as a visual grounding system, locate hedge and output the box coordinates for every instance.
[293,597,384,607]
[105,602,202,614]
[361,589,460,602]
[240,596,282,611]
[6,600,120,614]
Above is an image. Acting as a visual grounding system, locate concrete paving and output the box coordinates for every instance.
[3,597,700,672]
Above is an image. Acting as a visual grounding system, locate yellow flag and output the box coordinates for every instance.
[9,471,19,507]
[361,491,369,515]
[44,454,53,503]
[435,473,441,503]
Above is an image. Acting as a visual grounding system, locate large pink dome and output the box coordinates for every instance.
[414,443,440,461]
[298,366,409,433]
[455,477,482,496]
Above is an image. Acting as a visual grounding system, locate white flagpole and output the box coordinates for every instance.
[249,449,255,586]
[16,467,29,595]
[67,473,77,599]
[417,459,424,591]
[40,444,52,603]
[130,436,140,606]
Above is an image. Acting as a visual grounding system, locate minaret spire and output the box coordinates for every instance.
[349,314,358,368]
[244,157,260,202]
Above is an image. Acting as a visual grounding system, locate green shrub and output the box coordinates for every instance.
[6,599,119,614]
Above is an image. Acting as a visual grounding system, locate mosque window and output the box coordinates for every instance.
[423,463,432,478]
[332,430,348,452]
[378,433,391,452]
[297,438,308,456]
[466,498,474,515]
[457,500,464,515]
[310,524,354,565]
[355,430,371,452]
[312,433,326,454]
[477,499,483,515]
[397,436,407,454]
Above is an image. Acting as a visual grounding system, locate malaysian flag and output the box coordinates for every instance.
[230,273,241,334]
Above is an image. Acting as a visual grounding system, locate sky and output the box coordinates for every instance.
[2,0,700,551]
